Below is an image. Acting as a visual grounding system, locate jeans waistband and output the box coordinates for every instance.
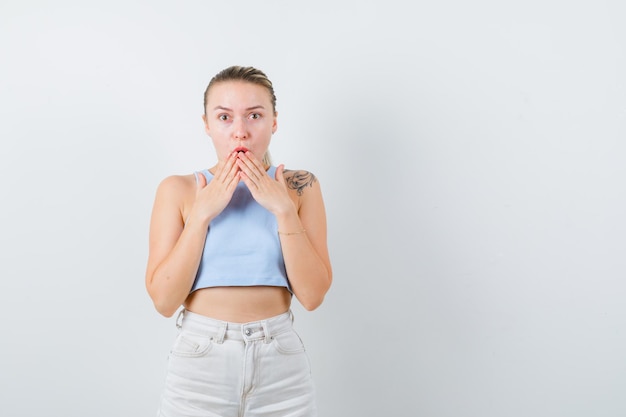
[176,309,294,344]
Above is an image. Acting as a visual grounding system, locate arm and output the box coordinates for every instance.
[236,152,332,310]
[277,170,333,310]
[145,154,241,317]
[144,175,208,317]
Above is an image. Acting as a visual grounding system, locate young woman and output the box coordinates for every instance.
[146,66,332,417]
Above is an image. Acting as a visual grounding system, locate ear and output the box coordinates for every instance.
[272,112,278,134]
[202,114,211,136]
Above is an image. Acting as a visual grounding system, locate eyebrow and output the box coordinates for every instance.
[212,105,266,112]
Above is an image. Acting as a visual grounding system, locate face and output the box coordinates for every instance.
[202,81,277,164]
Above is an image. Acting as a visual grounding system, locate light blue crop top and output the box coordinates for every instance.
[190,166,290,293]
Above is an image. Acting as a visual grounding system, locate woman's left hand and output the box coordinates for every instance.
[236,152,295,215]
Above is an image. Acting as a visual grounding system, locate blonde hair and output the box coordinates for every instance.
[204,66,276,167]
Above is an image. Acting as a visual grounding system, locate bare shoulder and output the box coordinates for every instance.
[153,173,197,211]
[156,173,196,196]
[283,169,319,197]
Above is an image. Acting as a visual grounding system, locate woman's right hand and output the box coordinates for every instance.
[189,151,241,224]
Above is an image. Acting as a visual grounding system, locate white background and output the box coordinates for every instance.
[1,1,625,416]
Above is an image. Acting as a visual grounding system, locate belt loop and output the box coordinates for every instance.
[215,322,227,344]
[261,320,272,344]
[175,308,185,330]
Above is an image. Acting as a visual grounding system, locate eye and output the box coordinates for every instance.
[249,113,261,120]
[218,114,229,121]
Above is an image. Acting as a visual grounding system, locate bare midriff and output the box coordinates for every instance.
[183,286,292,323]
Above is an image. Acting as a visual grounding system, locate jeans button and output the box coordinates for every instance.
[245,328,252,336]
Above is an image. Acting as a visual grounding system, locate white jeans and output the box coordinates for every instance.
[157,309,318,417]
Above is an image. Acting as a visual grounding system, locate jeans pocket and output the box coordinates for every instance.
[170,331,214,358]
[272,329,306,355]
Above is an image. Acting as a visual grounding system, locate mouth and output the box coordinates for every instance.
[233,146,249,154]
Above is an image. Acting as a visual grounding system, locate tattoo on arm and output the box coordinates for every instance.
[284,170,317,196]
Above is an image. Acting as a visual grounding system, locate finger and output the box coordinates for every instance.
[239,151,265,173]
[275,164,285,182]
[224,165,242,189]
[236,157,260,182]
[195,171,207,193]
[216,152,239,182]
[224,154,241,178]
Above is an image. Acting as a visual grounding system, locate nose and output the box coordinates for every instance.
[233,117,248,140]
